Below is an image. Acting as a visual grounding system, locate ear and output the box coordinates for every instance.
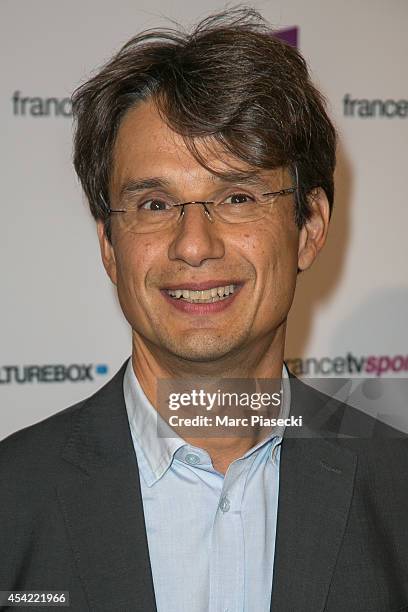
[96,220,117,285]
[297,188,330,271]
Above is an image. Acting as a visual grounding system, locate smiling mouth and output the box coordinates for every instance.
[165,284,237,304]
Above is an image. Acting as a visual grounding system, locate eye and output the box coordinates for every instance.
[223,193,256,206]
[139,198,172,211]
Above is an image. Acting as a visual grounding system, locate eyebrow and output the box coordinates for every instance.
[119,178,171,199]
[119,173,272,199]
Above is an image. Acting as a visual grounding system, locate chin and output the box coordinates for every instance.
[160,332,245,363]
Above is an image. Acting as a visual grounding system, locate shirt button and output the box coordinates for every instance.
[185,452,200,465]
[219,495,230,513]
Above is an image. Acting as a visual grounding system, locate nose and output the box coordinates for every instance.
[168,203,225,267]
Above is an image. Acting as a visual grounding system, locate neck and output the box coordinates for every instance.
[131,325,286,473]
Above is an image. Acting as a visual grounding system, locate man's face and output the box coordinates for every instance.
[98,100,326,364]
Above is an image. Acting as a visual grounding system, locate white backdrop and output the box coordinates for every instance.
[1,0,407,440]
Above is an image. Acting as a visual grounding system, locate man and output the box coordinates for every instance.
[1,8,407,612]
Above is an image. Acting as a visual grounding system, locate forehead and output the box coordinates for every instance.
[111,99,285,191]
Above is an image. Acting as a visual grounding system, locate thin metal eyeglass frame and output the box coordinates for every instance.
[105,165,299,225]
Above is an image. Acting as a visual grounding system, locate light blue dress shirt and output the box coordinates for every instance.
[124,361,290,612]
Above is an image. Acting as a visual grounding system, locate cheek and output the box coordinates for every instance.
[241,224,299,308]
[241,222,299,272]
[114,237,155,298]
[112,238,161,334]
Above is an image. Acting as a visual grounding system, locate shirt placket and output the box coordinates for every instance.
[209,459,249,612]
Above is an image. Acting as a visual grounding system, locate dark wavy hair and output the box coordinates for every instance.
[72,7,336,241]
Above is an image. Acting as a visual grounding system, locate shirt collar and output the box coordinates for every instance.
[124,358,291,486]
[124,360,185,486]
[239,364,291,459]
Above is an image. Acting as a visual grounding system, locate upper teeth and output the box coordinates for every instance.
[167,284,236,301]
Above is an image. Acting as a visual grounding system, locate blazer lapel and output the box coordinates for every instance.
[57,362,157,612]
[270,429,357,612]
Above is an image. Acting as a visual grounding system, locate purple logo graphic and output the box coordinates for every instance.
[274,27,298,48]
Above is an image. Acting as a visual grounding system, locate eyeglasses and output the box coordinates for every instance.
[106,172,298,234]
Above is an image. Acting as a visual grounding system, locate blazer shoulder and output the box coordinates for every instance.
[0,360,129,482]
[0,359,129,459]
[289,372,408,461]
[0,398,86,478]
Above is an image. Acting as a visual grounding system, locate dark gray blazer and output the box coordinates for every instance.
[1,362,407,612]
